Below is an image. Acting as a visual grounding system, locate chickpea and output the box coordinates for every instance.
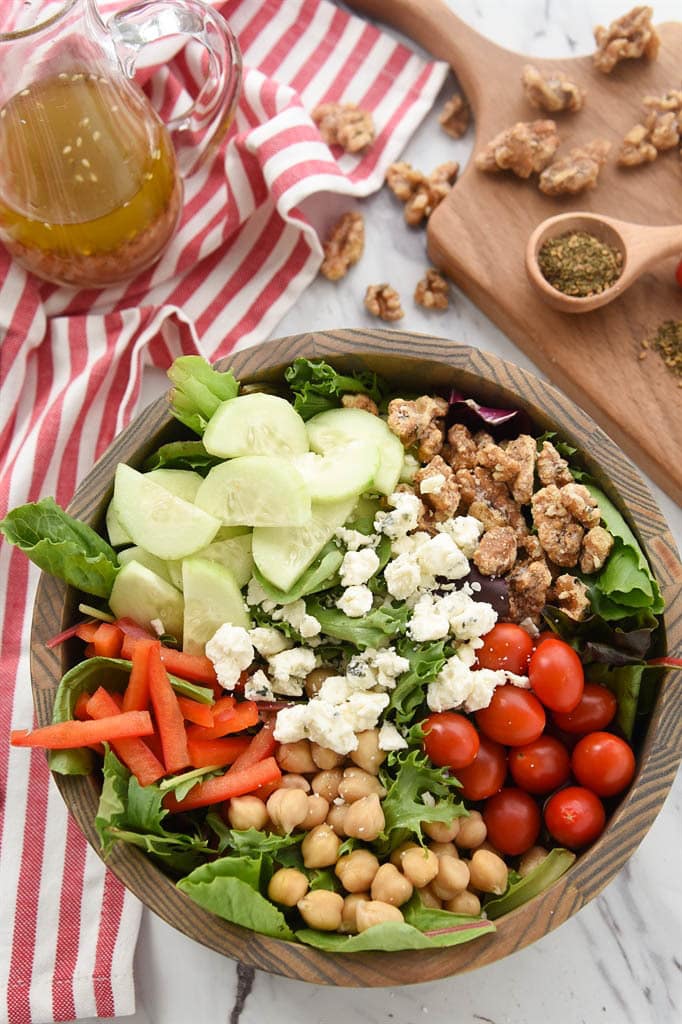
[302,794,329,829]
[279,773,310,792]
[310,742,345,770]
[444,890,481,916]
[389,841,419,868]
[312,769,343,802]
[519,845,549,878]
[297,890,344,931]
[431,856,470,900]
[305,666,335,699]
[423,817,461,843]
[338,767,386,804]
[401,847,439,888]
[340,892,370,934]
[276,739,316,774]
[349,729,386,775]
[326,802,349,836]
[472,840,502,858]
[268,868,308,907]
[417,884,442,909]
[468,849,508,895]
[227,796,268,831]
[343,793,385,841]
[355,900,404,933]
[455,810,487,849]
[428,841,458,859]
[301,824,341,868]
[335,849,380,893]
[370,863,413,907]
[266,788,309,834]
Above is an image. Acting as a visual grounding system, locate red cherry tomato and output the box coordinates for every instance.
[475,686,546,746]
[476,623,534,675]
[571,731,636,797]
[676,257,682,288]
[544,786,606,849]
[483,787,541,856]
[509,735,571,794]
[534,631,557,647]
[422,712,480,771]
[552,682,617,735]
[528,638,584,713]
[455,735,507,801]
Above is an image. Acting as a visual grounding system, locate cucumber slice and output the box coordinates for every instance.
[145,468,203,503]
[117,545,174,585]
[109,560,184,639]
[167,535,253,592]
[182,557,251,656]
[306,408,404,496]
[105,500,131,547]
[195,456,311,527]
[203,393,309,459]
[114,464,220,559]
[252,497,356,592]
[292,442,379,502]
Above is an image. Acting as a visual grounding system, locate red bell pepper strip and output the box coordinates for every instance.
[11,711,153,749]
[83,643,96,658]
[228,719,277,774]
[185,700,259,742]
[176,697,215,728]
[147,643,190,773]
[73,692,93,721]
[122,638,155,713]
[187,735,251,769]
[75,621,100,644]
[46,619,98,649]
[92,622,123,659]
[86,687,165,786]
[119,632,218,685]
[164,756,281,812]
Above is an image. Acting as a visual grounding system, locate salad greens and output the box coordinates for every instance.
[388,640,452,723]
[168,355,239,435]
[378,749,466,852]
[482,848,576,920]
[285,357,388,420]
[305,598,410,649]
[142,439,220,476]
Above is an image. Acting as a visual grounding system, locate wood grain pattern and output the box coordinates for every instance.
[30,330,682,986]
[346,0,682,504]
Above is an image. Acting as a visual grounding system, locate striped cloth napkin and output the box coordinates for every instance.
[0,1,447,1021]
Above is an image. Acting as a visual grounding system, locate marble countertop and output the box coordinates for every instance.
[101,2,682,1022]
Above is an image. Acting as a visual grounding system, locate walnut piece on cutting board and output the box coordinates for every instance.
[593,5,660,74]
[438,94,470,138]
[320,211,364,281]
[538,139,611,196]
[364,284,404,322]
[312,103,374,153]
[474,120,560,178]
[618,89,682,166]
[386,161,459,226]
[521,65,585,113]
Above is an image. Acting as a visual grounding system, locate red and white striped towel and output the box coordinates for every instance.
[0,2,447,1021]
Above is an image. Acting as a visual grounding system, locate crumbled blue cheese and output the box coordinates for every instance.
[421,790,437,807]
[374,491,422,539]
[378,720,408,751]
[419,473,446,495]
[427,656,530,714]
[340,548,381,587]
[344,647,409,692]
[390,530,430,558]
[336,584,373,618]
[437,515,484,557]
[244,669,275,702]
[408,593,451,642]
[246,577,269,606]
[272,599,321,638]
[249,626,291,658]
[267,647,317,696]
[335,527,380,551]
[150,618,165,637]
[274,700,358,755]
[415,533,469,580]
[206,624,254,690]
[340,691,389,732]
[384,552,422,600]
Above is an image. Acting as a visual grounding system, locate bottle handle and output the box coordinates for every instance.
[109,0,242,176]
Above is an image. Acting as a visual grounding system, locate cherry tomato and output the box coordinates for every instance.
[422,712,480,770]
[483,787,541,856]
[534,631,557,647]
[475,686,546,746]
[476,623,534,674]
[552,682,617,735]
[571,731,636,797]
[455,735,507,801]
[528,638,584,713]
[676,257,682,289]
[509,735,571,794]
[544,786,606,849]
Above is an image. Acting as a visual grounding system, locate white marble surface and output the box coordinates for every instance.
[102,2,682,1022]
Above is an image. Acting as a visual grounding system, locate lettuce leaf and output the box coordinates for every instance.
[378,749,466,852]
[204,817,304,859]
[586,662,668,739]
[142,440,220,476]
[306,598,409,649]
[297,908,493,952]
[167,356,239,435]
[483,848,575,919]
[0,497,119,598]
[388,639,450,723]
[542,606,659,665]
[285,358,388,420]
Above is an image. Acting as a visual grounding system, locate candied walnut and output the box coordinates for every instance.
[312,103,374,153]
[646,109,680,151]
[320,211,364,281]
[415,455,460,519]
[560,482,601,528]
[415,269,449,310]
[341,393,378,415]
[439,94,470,138]
[455,467,476,506]
[538,139,610,196]
[508,559,552,624]
[364,283,404,322]
[643,89,682,113]
[580,525,614,574]
[504,434,536,504]
[386,161,459,226]
[519,532,544,561]
[536,440,573,487]
[531,485,584,567]
[473,526,517,577]
[475,120,560,179]
[593,6,660,74]
[468,499,507,532]
[470,466,527,537]
[387,395,449,462]
[445,424,477,471]
[521,64,585,114]
[618,122,658,166]
[476,442,520,485]
[552,574,590,621]
[474,430,495,449]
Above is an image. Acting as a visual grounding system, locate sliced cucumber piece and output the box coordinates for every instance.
[252,497,356,592]
[195,456,311,527]
[292,441,379,503]
[306,408,404,496]
[105,500,131,547]
[117,545,174,585]
[145,468,203,503]
[109,560,184,639]
[167,535,253,592]
[114,463,220,559]
[182,557,251,656]
[215,525,251,540]
[204,393,309,459]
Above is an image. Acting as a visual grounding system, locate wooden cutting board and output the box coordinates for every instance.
[347,0,682,505]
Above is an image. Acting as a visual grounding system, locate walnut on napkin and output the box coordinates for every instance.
[320,211,364,280]
[312,102,375,153]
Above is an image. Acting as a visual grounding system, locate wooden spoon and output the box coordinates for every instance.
[526,212,682,314]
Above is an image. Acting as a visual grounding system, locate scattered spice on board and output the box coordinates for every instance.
[641,320,682,385]
[537,230,623,297]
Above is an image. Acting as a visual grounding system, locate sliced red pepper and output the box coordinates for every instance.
[147,643,190,773]
[119,632,218,685]
[74,621,100,644]
[122,638,155,713]
[176,697,215,729]
[228,719,277,775]
[187,735,251,769]
[164,756,281,812]
[86,687,165,786]
[73,692,93,721]
[93,622,124,659]
[11,711,153,749]
[83,643,96,658]
[47,619,98,649]
[185,700,258,742]
[248,777,282,801]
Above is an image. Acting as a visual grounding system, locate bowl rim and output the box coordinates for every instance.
[29,327,682,987]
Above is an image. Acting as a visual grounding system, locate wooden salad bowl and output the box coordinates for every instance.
[29,329,682,986]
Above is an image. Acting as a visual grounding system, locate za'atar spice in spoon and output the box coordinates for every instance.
[538,230,623,297]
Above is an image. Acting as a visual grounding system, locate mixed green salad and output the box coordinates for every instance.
[1,355,672,952]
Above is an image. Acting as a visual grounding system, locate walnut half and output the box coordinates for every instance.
[439,94,470,138]
[364,284,404,322]
[386,161,459,226]
[475,120,560,179]
[320,212,364,281]
[521,65,585,113]
[538,139,610,196]
[312,103,374,153]
[414,269,449,310]
[593,5,660,74]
